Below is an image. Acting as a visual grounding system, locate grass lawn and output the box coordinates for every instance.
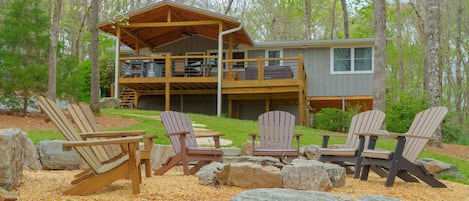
[27,108,469,185]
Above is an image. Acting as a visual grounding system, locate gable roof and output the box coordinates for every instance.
[99,0,253,50]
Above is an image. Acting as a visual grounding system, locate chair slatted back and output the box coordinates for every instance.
[37,96,104,171]
[258,111,295,149]
[174,60,185,76]
[346,110,385,149]
[160,111,198,153]
[403,106,447,162]
[67,103,121,160]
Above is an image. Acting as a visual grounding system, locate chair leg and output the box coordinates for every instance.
[385,160,399,187]
[154,156,179,176]
[142,159,151,177]
[189,161,210,175]
[360,164,371,181]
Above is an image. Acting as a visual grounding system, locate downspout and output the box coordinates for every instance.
[217,23,243,117]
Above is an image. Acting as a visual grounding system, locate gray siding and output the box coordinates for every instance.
[305,48,374,96]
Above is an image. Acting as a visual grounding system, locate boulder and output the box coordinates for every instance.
[23,137,42,170]
[230,188,353,201]
[37,140,81,170]
[150,144,175,170]
[196,162,224,185]
[418,158,462,179]
[241,141,260,156]
[227,156,282,188]
[282,159,345,190]
[302,145,321,160]
[99,97,120,109]
[0,128,27,190]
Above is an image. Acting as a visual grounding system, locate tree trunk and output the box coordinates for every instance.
[47,0,62,100]
[396,0,404,100]
[423,0,442,146]
[330,0,337,39]
[302,0,312,40]
[373,0,386,116]
[454,0,464,124]
[224,0,234,14]
[90,0,100,114]
[340,0,349,39]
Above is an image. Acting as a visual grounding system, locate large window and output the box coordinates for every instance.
[331,47,373,74]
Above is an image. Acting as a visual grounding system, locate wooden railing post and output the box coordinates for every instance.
[258,57,264,80]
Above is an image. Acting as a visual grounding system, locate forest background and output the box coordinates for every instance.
[0,0,467,145]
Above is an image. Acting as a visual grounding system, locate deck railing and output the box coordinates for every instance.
[118,54,304,82]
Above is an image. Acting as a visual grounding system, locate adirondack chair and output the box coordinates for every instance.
[67,103,156,177]
[359,106,448,188]
[249,111,302,162]
[37,96,142,195]
[155,111,224,176]
[319,109,385,178]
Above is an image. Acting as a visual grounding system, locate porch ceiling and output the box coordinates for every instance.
[99,0,253,50]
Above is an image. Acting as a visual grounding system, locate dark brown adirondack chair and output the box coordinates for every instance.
[319,109,385,178]
[67,103,156,177]
[155,111,224,176]
[250,111,302,162]
[359,106,448,188]
[37,96,142,195]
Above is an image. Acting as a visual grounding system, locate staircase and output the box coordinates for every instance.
[120,87,136,108]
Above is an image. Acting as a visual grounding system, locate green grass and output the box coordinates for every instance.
[26,108,469,185]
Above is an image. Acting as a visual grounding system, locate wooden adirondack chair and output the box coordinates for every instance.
[37,96,142,195]
[319,109,385,178]
[67,103,156,177]
[249,111,302,162]
[359,106,448,188]
[155,111,224,176]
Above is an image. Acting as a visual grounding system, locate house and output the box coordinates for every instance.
[99,0,375,125]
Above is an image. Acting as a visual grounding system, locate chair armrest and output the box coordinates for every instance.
[353,132,389,137]
[80,130,145,138]
[62,136,143,151]
[389,133,435,140]
[195,133,225,138]
[165,131,190,137]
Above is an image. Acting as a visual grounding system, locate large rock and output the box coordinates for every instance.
[241,141,260,156]
[230,188,402,201]
[230,188,353,201]
[227,156,282,188]
[0,128,27,190]
[23,137,42,170]
[196,162,224,185]
[282,159,345,190]
[151,144,175,170]
[37,140,81,170]
[302,145,321,160]
[418,158,462,179]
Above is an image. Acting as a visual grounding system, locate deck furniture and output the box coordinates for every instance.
[155,111,224,175]
[318,110,385,178]
[37,96,142,195]
[249,111,302,162]
[359,106,448,187]
[67,102,156,177]
[173,60,186,77]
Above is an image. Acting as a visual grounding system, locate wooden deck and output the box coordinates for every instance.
[118,55,307,125]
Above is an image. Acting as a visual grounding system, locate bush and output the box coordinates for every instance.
[386,97,427,132]
[313,108,350,132]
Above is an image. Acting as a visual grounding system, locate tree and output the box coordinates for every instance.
[90,0,100,114]
[423,0,442,146]
[0,0,50,114]
[373,0,386,115]
[340,0,349,39]
[47,0,62,100]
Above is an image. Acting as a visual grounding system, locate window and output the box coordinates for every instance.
[265,49,283,66]
[331,47,373,74]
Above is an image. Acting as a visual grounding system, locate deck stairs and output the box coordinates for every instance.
[120,87,136,108]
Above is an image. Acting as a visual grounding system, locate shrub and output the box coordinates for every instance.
[386,97,427,132]
[313,108,350,132]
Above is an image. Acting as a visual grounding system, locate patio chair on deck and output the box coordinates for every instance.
[249,111,302,162]
[173,60,186,77]
[37,96,142,195]
[359,106,448,187]
[67,102,156,177]
[155,111,224,176]
[319,109,385,178]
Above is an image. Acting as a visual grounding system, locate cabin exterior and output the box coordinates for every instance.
[99,1,374,125]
